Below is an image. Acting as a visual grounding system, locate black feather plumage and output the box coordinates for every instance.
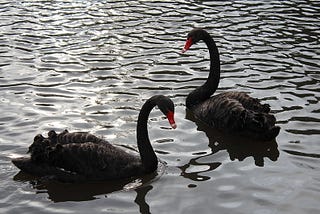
[183,28,280,141]
[12,95,176,182]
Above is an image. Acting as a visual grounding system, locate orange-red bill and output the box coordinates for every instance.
[166,111,176,129]
[182,37,193,53]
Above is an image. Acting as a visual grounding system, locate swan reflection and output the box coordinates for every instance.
[180,110,279,181]
[190,110,279,166]
[134,185,153,214]
[13,162,162,204]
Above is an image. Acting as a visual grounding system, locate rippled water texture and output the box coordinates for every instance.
[1,0,320,213]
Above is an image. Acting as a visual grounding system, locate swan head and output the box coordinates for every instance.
[156,96,176,129]
[182,28,206,53]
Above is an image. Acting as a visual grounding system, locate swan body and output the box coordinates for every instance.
[12,95,176,182]
[182,28,280,141]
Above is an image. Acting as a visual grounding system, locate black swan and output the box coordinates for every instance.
[182,28,280,141]
[12,95,176,182]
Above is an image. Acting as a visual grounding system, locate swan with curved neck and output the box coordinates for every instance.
[12,95,176,182]
[182,28,280,141]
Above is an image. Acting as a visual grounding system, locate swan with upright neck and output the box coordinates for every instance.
[12,95,176,182]
[182,28,280,141]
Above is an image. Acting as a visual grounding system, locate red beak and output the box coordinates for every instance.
[182,37,193,53]
[166,111,176,129]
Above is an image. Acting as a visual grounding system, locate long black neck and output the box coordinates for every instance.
[186,31,220,108]
[136,97,158,173]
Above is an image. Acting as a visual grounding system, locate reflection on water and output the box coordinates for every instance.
[13,160,165,203]
[1,0,320,213]
[179,110,279,182]
[134,185,153,214]
[179,154,221,182]
[186,109,279,167]
[13,171,154,212]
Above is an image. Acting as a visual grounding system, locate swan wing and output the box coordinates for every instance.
[192,95,246,130]
[221,91,271,113]
[48,130,109,145]
[192,94,279,140]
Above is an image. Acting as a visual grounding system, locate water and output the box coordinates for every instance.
[1,0,320,213]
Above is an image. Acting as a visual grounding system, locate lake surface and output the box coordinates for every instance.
[1,0,320,213]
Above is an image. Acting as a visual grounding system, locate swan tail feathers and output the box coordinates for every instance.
[12,157,86,182]
[240,110,280,141]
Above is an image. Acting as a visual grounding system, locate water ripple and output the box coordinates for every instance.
[1,0,320,213]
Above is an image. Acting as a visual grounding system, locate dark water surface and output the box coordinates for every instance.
[1,0,320,213]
